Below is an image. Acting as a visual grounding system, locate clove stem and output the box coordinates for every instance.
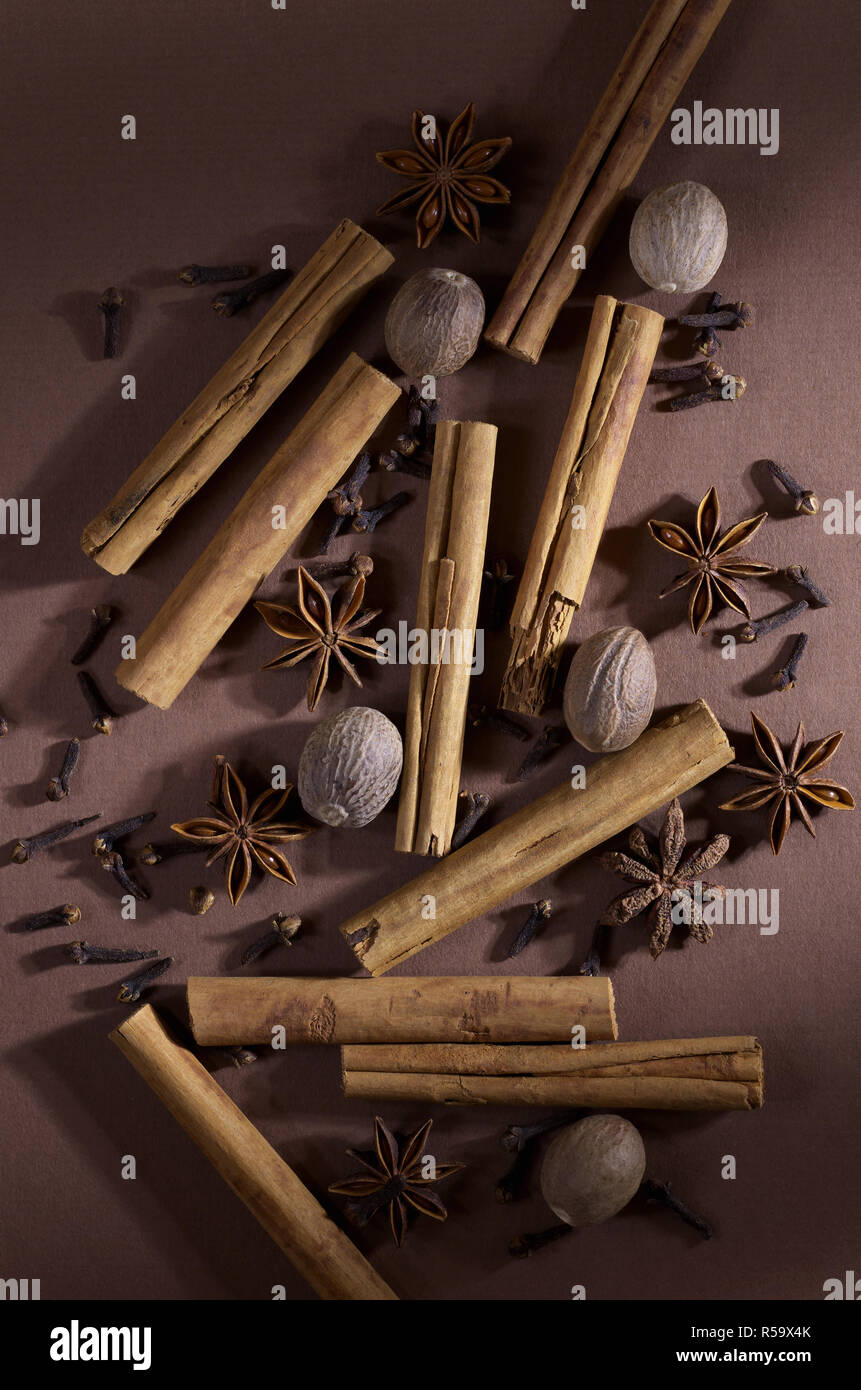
[240,913,302,966]
[46,738,81,801]
[766,461,819,516]
[66,941,158,965]
[641,1178,712,1239]
[11,812,101,864]
[739,599,808,643]
[509,1224,573,1259]
[117,956,173,1003]
[76,670,116,735]
[773,633,809,692]
[71,605,116,665]
[93,811,157,856]
[506,899,552,958]
[178,262,254,286]
[211,269,290,316]
[517,724,567,781]
[22,904,81,931]
[783,565,829,606]
[450,791,491,850]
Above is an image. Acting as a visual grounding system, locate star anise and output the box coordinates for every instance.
[255,567,381,712]
[376,102,511,248]
[598,799,730,959]
[648,487,774,635]
[329,1116,464,1248]
[719,713,854,855]
[171,756,310,906]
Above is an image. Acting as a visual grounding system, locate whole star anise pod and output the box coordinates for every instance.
[648,487,774,635]
[719,713,854,855]
[598,799,730,959]
[329,1116,464,1248]
[376,102,511,248]
[255,567,381,712]
[171,757,310,906]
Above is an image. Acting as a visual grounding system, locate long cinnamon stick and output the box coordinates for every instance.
[486,0,732,363]
[83,220,393,573]
[342,1037,762,1083]
[115,353,399,708]
[186,975,617,1047]
[340,699,732,975]
[500,296,662,714]
[342,1070,762,1111]
[110,1005,397,1300]
[396,421,497,856]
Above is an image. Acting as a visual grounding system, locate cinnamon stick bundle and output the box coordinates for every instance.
[485,0,732,363]
[500,296,663,714]
[83,220,393,573]
[340,699,732,975]
[342,1036,763,1081]
[186,975,617,1047]
[342,1070,761,1111]
[396,421,498,856]
[115,353,399,708]
[111,1006,397,1300]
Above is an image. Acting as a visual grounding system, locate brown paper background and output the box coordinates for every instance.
[1,0,858,1301]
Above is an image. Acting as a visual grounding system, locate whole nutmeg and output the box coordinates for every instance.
[629,181,727,294]
[384,268,485,378]
[540,1114,646,1228]
[563,626,656,753]
[298,706,403,828]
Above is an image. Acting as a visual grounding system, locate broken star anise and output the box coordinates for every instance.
[171,756,310,907]
[255,567,381,712]
[648,487,774,635]
[329,1116,464,1248]
[376,102,511,248]
[719,713,854,855]
[598,798,730,959]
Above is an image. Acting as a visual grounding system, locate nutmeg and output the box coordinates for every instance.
[540,1114,646,1228]
[384,268,485,378]
[629,181,727,294]
[563,626,656,753]
[298,706,403,828]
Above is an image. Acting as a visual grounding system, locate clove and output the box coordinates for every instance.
[71,605,116,665]
[178,262,254,286]
[509,1224,573,1259]
[66,941,158,965]
[468,704,531,743]
[773,633,809,692]
[189,886,215,916]
[139,839,208,866]
[22,903,81,932]
[377,448,432,479]
[500,1116,570,1154]
[506,899,552,958]
[578,920,608,977]
[739,599,808,643]
[450,790,491,850]
[240,913,302,966]
[668,375,746,411]
[649,359,723,383]
[288,552,373,583]
[352,491,410,534]
[679,300,754,331]
[692,291,722,357]
[100,850,149,901]
[219,1046,258,1068]
[76,670,116,736]
[92,811,157,856]
[483,559,517,631]
[321,454,372,551]
[766,461,820,516]
[640,1178,712,1239]
[99,287,124,358]
[46,738,81,801]
[784,565,829,606]
[117,956,173,1003]
[11,812,101,864]
[517,724,567,781]
[211,268,290,316]
[496,1114,570,1203]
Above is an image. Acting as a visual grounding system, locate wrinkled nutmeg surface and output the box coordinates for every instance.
[563,626,657,752]
[629,180,727,294]
[540,1113,646,1228]
[384,267,485,378]
[298,706,403,828]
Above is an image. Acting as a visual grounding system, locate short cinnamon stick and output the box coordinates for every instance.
[341,699,732,975]
[115,353,399,708]
[396,421,498,856]
[110,1005,397,1300]
[186,975,617,1047]
[500,296,663,714]
[342,1070,761,1111]
[486,0,732,363]
[83,221,393,573]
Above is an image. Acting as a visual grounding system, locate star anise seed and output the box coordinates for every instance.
[376,102,511,248]
[719,712,854,855]
[648,487,775,635]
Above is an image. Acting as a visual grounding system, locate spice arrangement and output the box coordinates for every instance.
[7,0,854,1308]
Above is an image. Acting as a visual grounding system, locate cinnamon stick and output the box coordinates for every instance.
[340,699,732,975]
[114,353,399,708]
[396,421,498,856]
[500,296,662,714]
[83,221,393,573]
[342,1070,762,1111]
[485,0,732,363]
[186,975,617,1047]
[342,1036,763,1083]
[110,1005,397,1300]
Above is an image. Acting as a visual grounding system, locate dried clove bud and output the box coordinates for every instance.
[578,920,608,977]
[784,565,829,606]
[679,301,754,331]
[117,956,173,1003]
[139,839,208,866]
[766,461,819,516]
[773,633,809,692]
[66,941,158,965]
[240,913,302,966]
[376,448,432,479]
[320,454,372,550]
[22,903,81,931]
[93,812,157,856]
[450,790,491,850]
[668,375,746,411]
[352,491,410,534]
[189,886,215,915]
[289,552,374,583]
[509,1224,573,1258]
[739,599,808,643]
[71,605,116,665]
[641,1178,712,1239]
[100,850,149,901]
[211,269,290,316]
[517,724,567,781]
[506,899,552,958]
[178,262,254,286]
[483,559,518,631]
[11,812,101,864]
[649,359,723,383]
[46,738,81,801]
[468,704,531,743]
[99,287,124,358]
[219,1045,258,1068]
[76,670,117,736]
